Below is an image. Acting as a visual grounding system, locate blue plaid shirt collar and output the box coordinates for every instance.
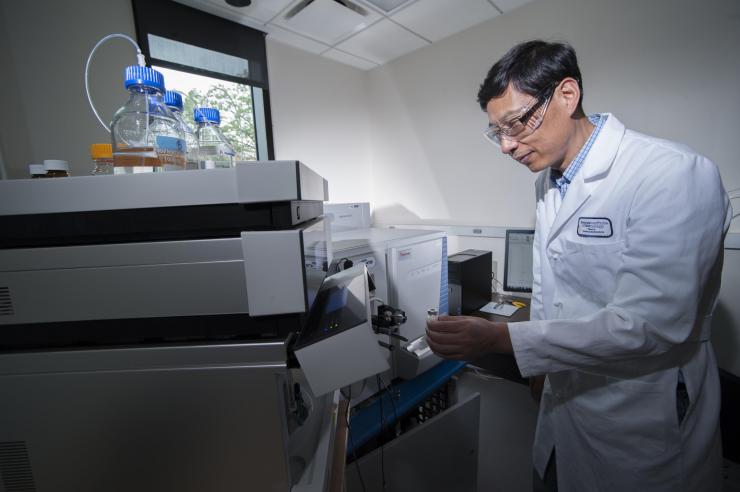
[550,114,607,198]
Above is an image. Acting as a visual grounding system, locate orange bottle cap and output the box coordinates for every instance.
[90,143,113,159]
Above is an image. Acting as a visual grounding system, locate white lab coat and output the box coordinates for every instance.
[509,114,732,491]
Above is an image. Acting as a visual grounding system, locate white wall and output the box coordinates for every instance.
[367,0,740,230]
[267,40,373,204]
[0,0,136,178]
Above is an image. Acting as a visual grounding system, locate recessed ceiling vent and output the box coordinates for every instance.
[286,0,368,20]
[283,0,372,44]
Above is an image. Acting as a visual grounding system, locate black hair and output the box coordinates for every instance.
[477,40,583,111]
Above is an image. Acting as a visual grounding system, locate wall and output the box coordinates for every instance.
[0,0,137,178]
[367,0,740,231]
[266,40,373,204]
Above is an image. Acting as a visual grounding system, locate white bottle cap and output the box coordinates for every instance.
[43,160,69,171]
[28,164,46,176]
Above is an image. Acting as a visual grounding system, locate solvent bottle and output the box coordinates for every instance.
[194,108,235,169]
[164,91,199,170]
[110,66,185,174]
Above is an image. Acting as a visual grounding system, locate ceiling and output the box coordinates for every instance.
[174,0,533,70]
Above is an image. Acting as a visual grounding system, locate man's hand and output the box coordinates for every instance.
[426,315,512,360]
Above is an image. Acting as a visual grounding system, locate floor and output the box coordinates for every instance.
[456,368,539,492]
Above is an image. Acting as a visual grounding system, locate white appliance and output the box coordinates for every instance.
[324,202,371,233]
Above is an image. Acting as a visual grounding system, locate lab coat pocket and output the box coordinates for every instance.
[555,239,625,306]
[568,374,673,465]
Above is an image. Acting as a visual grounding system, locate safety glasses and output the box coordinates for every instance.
[483,85,555,147]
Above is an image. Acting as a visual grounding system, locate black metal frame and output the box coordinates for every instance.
[130,0,275,159]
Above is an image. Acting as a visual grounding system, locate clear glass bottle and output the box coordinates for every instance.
[43,160,70,177]
[90,143,114,175]
[194,108,235,169]
[28,164,48,178]
[164,90,199,170]
[110,66,185,174]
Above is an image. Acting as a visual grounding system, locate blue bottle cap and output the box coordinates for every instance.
[163,90,184,111]
[124,66,165,92]
[194,107,220,124]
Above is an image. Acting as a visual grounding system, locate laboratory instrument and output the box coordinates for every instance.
[448,249,492,315]
[306,226,447,380]
[324,202,371,232]
[0,162,388,492]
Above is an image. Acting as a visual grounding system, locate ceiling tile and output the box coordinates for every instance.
[489,0,532,13]
[321,49,379,70]
[392,0,499,43]
[335,18,429,64]
[271,0,382,46]
[264,24,330,54]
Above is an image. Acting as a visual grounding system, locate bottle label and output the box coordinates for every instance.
[156,135,186,153]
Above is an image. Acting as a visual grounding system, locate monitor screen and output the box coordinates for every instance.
[504,229,535,293]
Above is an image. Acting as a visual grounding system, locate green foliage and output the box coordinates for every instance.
[183,83,257,160]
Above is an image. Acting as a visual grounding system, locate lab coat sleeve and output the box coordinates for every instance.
[530,222,544,322]
[509,154,730,377]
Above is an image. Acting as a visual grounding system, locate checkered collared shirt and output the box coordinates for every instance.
[551,114,607,198]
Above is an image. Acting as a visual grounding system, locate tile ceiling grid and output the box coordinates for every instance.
[175,0,532,70]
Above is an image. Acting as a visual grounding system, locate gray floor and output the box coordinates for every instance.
[456,368,539,492]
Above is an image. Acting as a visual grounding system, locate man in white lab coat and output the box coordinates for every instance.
[426,40,732,491]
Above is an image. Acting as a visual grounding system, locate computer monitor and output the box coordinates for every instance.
[504,229,535,293]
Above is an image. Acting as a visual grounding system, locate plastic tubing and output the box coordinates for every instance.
[85,34,145,133]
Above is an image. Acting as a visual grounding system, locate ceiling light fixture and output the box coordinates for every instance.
[225,0,252,7]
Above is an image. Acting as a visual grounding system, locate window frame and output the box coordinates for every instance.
[131,0,274,160]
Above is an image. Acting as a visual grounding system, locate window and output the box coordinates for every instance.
[132,0,273,160]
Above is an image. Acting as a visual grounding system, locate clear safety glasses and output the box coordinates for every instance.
[483,86,554,147]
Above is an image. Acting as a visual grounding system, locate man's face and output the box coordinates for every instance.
[485,83,569,173]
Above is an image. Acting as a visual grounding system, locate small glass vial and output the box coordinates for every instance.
[91,144,114,175]
[427,308,438,322]
[28,164,48,178]
[43,160,70,177]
